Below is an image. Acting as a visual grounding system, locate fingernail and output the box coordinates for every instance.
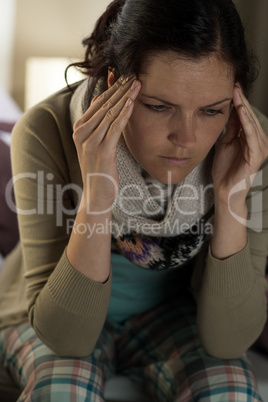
[120,75,135,85]
[119,76,125,84]
[131,80,139,90]
[242,106,246,114]
[126,98,133,107]
[235,83,241,95]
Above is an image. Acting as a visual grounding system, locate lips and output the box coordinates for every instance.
[159,156,190,166]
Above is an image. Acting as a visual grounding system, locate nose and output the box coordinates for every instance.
[167,114,197,148]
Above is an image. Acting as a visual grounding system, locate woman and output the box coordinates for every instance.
[0,0,268,400]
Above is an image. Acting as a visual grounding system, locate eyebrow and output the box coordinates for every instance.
[140,94,232,108]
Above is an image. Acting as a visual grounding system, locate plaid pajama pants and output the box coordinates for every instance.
[0,294,263,402]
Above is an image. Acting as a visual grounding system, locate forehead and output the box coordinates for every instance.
[139,52,234,104]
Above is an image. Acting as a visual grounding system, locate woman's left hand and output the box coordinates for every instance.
[212,84,268,207]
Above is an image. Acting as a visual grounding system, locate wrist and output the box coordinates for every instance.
[211,200,248,260]
[78,192,114,216]
[214,197,248,223]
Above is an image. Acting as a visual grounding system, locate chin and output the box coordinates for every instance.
[149,170,189,185]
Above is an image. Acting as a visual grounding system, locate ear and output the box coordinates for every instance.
[107,67,116,88]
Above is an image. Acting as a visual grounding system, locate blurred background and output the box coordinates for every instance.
[1,0,268,114]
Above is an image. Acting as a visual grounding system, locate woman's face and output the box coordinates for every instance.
[123,52,234,184]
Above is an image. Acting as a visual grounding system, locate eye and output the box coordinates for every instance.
[205,108,224,116]
[145,104,169,112]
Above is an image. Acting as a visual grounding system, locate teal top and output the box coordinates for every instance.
[107,252,183,323]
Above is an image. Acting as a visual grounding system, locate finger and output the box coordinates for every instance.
[233,88,262,153]
[89,78,140,132]
[234,85,268,162]
[73,76,136,143]
[239,90,267,147]
[88,80,141,146]
[76,75,135,128]
[91,95,99,103]
[103,97,135,148]
[220,106,241,144]
[82,98,134,153]
[75,79,141,145]
[233,85,261,135]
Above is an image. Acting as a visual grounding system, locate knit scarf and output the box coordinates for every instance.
[70,79,215,270]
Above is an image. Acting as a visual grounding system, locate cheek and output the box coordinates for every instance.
[203,117,229,145]
[125,105,155,142]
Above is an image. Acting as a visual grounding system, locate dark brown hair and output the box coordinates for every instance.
[67,0,259,98]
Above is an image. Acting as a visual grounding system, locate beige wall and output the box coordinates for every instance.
[0,0,17,93]
[12,0,110,109]
[11,0,268,115]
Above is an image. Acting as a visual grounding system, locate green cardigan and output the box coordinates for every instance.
[0,84,267,358]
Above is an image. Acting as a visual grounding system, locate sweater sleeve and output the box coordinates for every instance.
[11,89,112,357]
[33,249,112,357]
[196,240,267,359]
[192,107,268,359]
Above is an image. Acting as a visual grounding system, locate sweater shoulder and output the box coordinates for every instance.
[12,85,75,141]
[10,83,83,182]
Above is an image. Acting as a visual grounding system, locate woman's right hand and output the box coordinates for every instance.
[73,76,141,212]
